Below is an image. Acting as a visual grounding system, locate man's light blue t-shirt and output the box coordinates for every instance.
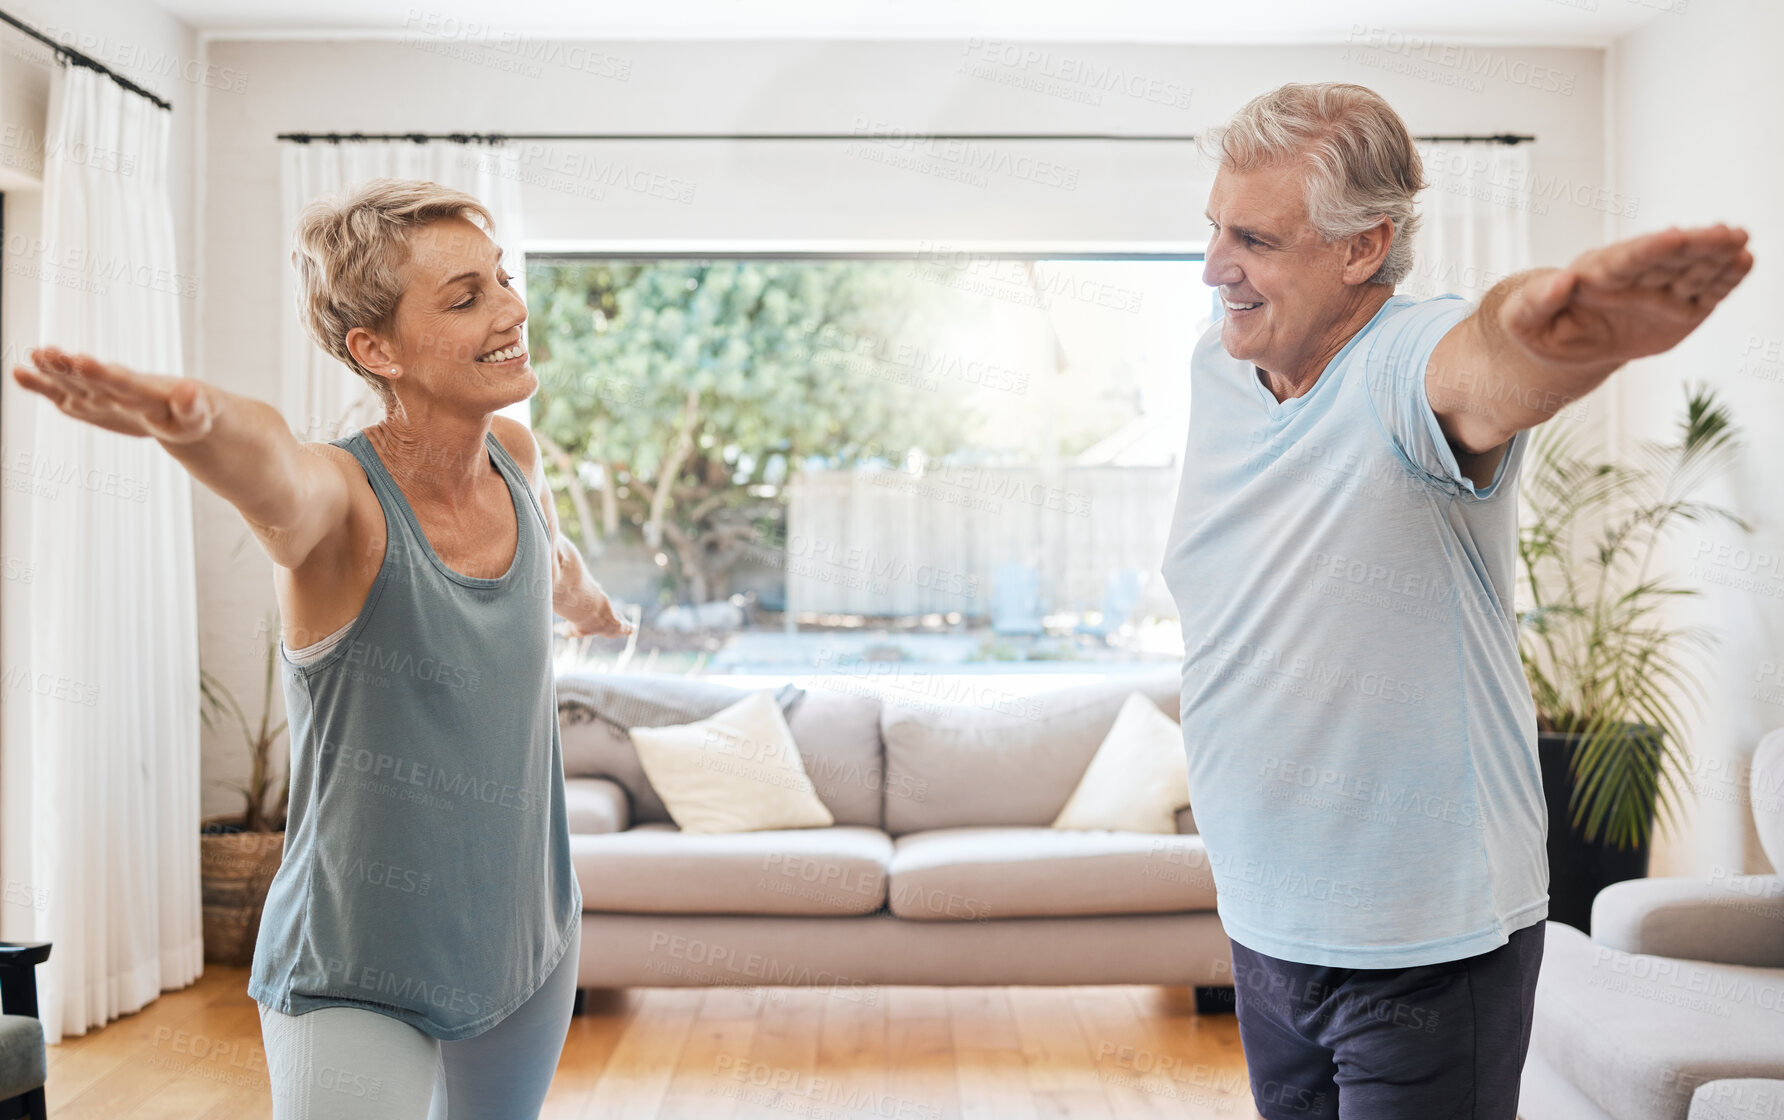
[1161,293,1548,969]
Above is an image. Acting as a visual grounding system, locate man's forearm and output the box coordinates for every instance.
[156,385,312,529]
[1428,269,1621,453]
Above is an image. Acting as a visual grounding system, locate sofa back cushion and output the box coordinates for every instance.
[557,673,885,828]
[880,670,1181,836]
[783,688,887,830]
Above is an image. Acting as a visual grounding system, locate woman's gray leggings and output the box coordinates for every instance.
[257,922,581,1119]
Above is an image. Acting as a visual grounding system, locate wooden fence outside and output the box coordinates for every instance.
[776,466,1181,620]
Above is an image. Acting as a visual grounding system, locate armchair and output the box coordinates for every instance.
[1519,730,1784,1120]
[0,941,51,1120]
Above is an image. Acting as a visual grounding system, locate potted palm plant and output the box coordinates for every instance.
[198,609,289,965]
[1518,383,1747,930]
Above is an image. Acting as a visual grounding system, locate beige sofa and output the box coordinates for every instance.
[554,670,1234,1004]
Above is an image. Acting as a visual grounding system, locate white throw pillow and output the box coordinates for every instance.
[1051,692,1191,834]
[628,689,835,834]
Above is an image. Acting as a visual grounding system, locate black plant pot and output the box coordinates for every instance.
[1537,730,1653,933]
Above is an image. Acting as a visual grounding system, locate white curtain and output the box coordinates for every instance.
[1406,141,1535,303]
[278,142,529,441]
[25,66,202,1043]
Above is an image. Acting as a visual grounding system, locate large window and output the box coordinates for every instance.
[528,252,1211,687]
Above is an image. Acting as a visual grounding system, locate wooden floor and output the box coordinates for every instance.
[45,966,1261,1119]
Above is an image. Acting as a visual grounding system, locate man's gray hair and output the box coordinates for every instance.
[1200,82,1424,287]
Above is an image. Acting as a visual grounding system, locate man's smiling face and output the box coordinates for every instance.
[1202,160,1379,384]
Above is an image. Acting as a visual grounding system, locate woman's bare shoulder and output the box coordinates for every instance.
[489,415,542,480]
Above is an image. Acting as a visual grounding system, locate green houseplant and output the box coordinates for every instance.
[1518,383,1747,929]
[197,609,290,964]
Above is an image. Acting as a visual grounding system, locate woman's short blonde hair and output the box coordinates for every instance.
[1200,82,1424,287]
[291,178,496,407]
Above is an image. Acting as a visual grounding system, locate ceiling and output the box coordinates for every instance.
[169,0,1667,45]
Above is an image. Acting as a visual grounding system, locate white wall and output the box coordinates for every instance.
[0,0,200,938]
[195,36,1610,818]
[1613,0,1783,878]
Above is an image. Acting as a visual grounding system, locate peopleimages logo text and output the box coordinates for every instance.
[342,638,481,690]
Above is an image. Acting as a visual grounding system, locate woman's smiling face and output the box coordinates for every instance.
[383,215,534,413]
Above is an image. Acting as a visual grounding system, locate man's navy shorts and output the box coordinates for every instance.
[1227,922,1546,1119]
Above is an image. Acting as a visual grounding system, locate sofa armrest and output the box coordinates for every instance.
[564,778,630,835]
[1592,875,1784,967]
[1174,805,1197,835]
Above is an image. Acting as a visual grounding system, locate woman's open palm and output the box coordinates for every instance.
[12,345,214,443]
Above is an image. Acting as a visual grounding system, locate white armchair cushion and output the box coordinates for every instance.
[1531,922,1784,1120]
[1690,1080,1784,1119]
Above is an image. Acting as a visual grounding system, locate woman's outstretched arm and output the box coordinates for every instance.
[13,345,350,570]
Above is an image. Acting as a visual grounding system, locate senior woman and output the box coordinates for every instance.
[13,179,630,1118]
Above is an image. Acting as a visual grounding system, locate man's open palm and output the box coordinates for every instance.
[1500,224,1752,374]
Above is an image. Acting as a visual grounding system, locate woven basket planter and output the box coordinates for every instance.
[200,816,285,966]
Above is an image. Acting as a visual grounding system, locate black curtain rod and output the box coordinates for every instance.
[0,7,171,112]
[276,130,1536,145]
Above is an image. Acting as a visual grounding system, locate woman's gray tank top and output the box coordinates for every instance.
[247,427,582,1040]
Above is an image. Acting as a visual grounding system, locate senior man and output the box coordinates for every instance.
[1162,82,1751,1120]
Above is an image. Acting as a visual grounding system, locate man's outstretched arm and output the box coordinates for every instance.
[1426,223,1753,486]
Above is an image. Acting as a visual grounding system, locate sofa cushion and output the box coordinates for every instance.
[570,824,890,916]
[558,671,807,737]
[564,777,629,834]
[1052,692,1191,834]
[1532,921,1784,1120]
[886,826,1216,921]
[630,691,835,834]
[0,1014,45,1098]
[558,674,883,829]
[880,671,1180,836]
[783,689,886,830]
